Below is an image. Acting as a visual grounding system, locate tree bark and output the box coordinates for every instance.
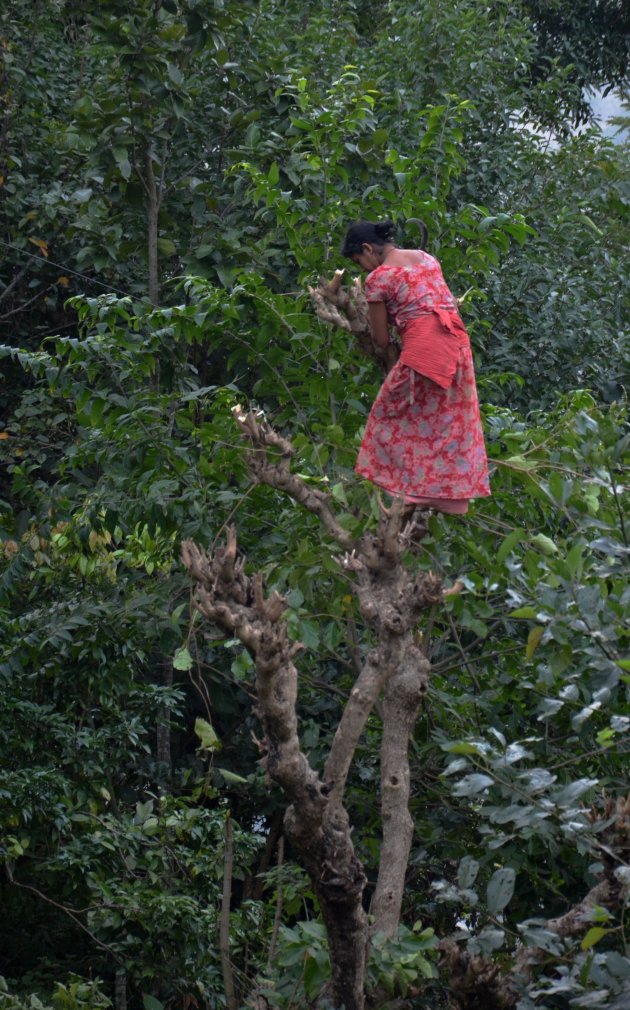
[182,410,454,1007]
[182,533,370,1010]
[370,643,430,935]
[146,148,159,307]
[309,270,395,373]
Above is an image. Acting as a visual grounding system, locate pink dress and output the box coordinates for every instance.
[356,257,491,513]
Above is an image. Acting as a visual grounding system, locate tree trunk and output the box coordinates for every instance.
[220,814,237,1010]
[146,148,159,307]
[182,412,447,1008]
[156,657,173,778]
[370,643,429,935]
[287,804,368,1010]
[182,534,370,1010]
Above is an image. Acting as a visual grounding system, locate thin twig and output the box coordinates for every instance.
[8,877,121,959]
[267,835,285,968]
[220,813,238,1010]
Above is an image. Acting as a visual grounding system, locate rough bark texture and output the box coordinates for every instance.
[371,642,430,935]
[182,408,453,1008]
[182,532,368,1010]
[309,270,397,373]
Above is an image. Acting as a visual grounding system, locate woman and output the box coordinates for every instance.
[342,219,490,515]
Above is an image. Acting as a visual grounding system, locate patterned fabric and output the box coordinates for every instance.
[364,257,459,334]
[356,257,491,508]
[398,312,467,390]
[355,358,491,506]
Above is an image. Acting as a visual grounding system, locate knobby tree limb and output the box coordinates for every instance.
[309,270,396,373]
[310,269,466,377]
[182,409,455,1009]
[182,533,368,1010]
[231,405,355,550]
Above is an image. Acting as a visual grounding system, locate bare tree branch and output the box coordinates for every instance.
[309,270,396,373]
[182,532,368,1010]
[182,403,470,1007]
[231,404,355,550]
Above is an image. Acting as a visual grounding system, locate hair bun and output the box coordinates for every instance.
[341,218,397,258]
[374,219,395,241]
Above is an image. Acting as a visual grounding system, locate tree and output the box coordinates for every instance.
[1,0,629,1007]
[2,272,628,1007]
[521,0,630,123]
[182,420,447,1010]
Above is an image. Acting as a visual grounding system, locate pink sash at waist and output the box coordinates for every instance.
[399,310,469,389]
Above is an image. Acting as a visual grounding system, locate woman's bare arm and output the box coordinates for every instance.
[368,301,390,348]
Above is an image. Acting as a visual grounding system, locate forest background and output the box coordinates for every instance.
[0,1,629,1009]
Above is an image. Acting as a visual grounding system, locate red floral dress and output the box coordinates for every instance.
[356,257,490,513]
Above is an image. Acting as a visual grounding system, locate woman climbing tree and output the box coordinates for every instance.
[342,219,491,515]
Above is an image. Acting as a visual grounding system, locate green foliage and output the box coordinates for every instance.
[367,925,438,997]
[0,976,110,1010]
[259,919,438,1006]
[1,1,628,1007]
[521,0,630,122]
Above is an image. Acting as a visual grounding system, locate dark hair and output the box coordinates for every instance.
[341,219,396,257]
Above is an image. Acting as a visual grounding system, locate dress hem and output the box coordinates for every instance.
[355,471,491,513]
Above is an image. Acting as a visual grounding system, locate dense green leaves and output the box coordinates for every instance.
[0,0,628,1007]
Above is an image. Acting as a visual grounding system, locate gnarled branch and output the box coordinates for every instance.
[182,532,368,1010]
[309,270,396,373]
[183,413,461,1004]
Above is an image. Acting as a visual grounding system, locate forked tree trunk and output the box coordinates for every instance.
[182,409,448,1008]
[181,405,630,1009]
[180,280,630,1008]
